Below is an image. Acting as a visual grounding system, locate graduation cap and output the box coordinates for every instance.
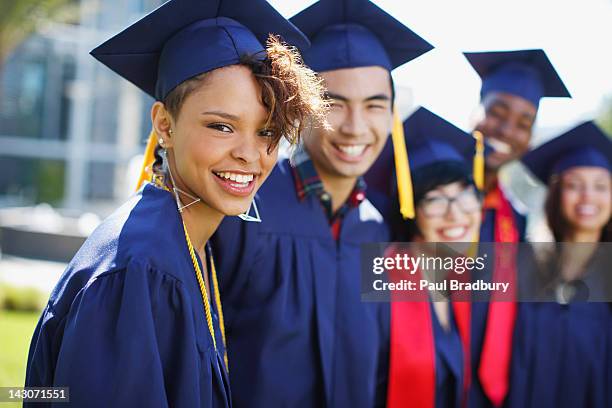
[290,0,433,73]
[366,107,487,218]
[91,0,309,101]
[91,0,310,191]
[405,108,487,245]
[464,49,571,109]
[522,121,612,184]
[404,107,483,172]
[292,0,433,218]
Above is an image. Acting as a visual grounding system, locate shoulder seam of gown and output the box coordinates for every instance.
[90,258,185,286]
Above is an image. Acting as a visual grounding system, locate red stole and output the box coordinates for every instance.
[387,245,472,408]
[478,183,518,406]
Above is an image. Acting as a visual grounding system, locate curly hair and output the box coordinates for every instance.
[153,36,328,176]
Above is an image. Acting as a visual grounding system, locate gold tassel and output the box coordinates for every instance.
[473,130,485,192]
[467,228,481,256]
[468,130,484,253]
[391,109,415,219]
[135,129,158,191]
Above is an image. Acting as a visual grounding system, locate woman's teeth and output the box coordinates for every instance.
[488,138,512,154]
[337,144,367,157]
[576,204,598,216]
[215,172,254,184]
[440,226,467,239]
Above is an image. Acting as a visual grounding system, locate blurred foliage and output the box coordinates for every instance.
[36,159,65,204]
[0,283,47,312]
[596,95,612,137]
[0,157,65,205]
[0,310,41,392]
[0,0,79,65]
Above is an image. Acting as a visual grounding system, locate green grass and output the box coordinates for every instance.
[0,310,40,389]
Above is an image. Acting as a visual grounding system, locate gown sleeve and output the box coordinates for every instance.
[25,258,207,408]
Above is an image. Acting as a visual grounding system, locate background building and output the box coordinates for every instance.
[0,0,165,216]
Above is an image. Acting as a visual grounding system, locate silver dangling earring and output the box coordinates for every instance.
[238,199,262,223]
[159,145,201,213]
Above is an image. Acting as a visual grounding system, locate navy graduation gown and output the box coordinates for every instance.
[508,250,612,408]
[608,309,612,408]
[212,159,391,407]
[25,184,230,408]
[508,302,611,408]
[431,303,465,408]
[470,185,524,408]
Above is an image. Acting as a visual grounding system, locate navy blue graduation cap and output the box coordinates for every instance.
[522,121,612,184]
[365,107,486,219]
[290,0,433,72]
[464,49,571,109]
[91,0,309,100]
[291,0,432,219]
[405,107,483,172]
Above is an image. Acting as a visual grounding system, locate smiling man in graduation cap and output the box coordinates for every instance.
[461,50,571,408]
[464,49,571,242]
[211,0,432,406]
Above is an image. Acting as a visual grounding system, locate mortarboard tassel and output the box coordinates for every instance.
[468,228,481,256]
[469,130,485,251]
[135,129,158,191]
[391,109,415,219]
[473,130,485,191]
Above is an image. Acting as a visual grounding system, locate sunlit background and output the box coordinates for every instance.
[0,0,611,392]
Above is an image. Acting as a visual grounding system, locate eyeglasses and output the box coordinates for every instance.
[419,186,481,217]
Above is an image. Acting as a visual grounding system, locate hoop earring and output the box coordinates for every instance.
[238,199,262,223]
[160,148,201,212]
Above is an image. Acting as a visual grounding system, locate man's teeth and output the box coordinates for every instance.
[441,227,466,239]
[576,204,598,216]
[215,172,254,183]
[337,144,367,157]
[488,139,512,154]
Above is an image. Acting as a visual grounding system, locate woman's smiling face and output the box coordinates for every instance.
[155,65,279,217]
[415,181,482,243]
[559,166,612,236]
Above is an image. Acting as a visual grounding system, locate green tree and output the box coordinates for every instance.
[596,95,612,137]
[0,0,78,71]
[0,0,79,111]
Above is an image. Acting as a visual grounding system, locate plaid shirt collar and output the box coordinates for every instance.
[290,145,367,223]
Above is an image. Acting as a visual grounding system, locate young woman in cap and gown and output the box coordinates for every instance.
[367,107,484,408]
[24,0,327,406]
[507,121,612,408]
[211,0,433,406]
